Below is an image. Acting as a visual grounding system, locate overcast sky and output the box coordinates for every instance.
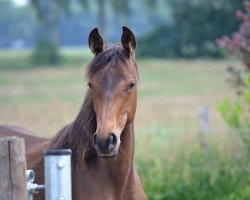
[12,0,29,6]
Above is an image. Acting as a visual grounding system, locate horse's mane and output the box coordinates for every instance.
[48,44,137,169]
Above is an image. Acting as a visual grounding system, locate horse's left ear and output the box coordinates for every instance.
[88,28,104,55]
[121,26,136,56]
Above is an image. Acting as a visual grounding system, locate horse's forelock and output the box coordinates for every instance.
[86,44,129,79]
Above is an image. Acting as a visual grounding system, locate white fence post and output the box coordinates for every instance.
[44,149,72,200]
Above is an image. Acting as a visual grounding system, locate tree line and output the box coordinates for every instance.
[1,0,242,64]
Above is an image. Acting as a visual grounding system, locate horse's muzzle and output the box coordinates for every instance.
[93,133,118,157]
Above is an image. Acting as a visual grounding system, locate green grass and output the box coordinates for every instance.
[0,49,249,199]
[0,47,92,69]
[138,59,229,96]
[0,49,32,69]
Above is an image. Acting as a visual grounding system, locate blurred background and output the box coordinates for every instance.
[1,0,250,199]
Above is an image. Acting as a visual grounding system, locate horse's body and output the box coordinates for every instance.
[0,27,146,200]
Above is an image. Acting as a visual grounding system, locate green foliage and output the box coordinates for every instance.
[137,0,241,58]
[218,77,250,150]
[136,128,250,200]
[137,25,179,58]
[218,97,243,128]
[32,38,61,65]
[31,0,70,20]
[30,0,72,65]
[0,1,36,47]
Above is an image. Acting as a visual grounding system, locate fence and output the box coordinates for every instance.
[0,137,72,200]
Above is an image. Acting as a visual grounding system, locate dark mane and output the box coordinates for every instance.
[48,44,138,169]
[48,91,96,168]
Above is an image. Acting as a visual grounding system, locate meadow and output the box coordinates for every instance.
[0,50,249,199]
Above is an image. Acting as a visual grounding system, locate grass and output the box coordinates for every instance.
[0,49,249,199]
[0,47,92,69]
[0,56,234,134]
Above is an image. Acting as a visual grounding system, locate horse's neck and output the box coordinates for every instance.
[72,122,135,199]
[97,122,135,196]
[49,93,136,198]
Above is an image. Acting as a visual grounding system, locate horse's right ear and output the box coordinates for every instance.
[121,26,136,57]
[88,28,104,55]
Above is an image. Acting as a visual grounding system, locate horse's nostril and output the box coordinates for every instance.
[93,133,118,153]
[93,134,98,148]
[109,133,117,148]
[109,134,114,143]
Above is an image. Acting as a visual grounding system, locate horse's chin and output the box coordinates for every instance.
[97,149,118,158]
[95,138,121,158]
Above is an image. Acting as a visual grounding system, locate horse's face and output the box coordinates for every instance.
[88,27,137,157]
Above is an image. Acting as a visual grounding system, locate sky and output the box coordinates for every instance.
[12,0,29,6]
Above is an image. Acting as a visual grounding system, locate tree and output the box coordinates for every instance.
[79,0,130,37]
[30,0,131,65]
[217,0,250,71]
[0,1,35,48]
[31,0,70,65]
[168,0,241,57]
[137,0,242,58]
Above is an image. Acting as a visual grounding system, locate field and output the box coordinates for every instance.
[0,51,249,199]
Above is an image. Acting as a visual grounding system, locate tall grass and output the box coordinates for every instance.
[136,127,250,200]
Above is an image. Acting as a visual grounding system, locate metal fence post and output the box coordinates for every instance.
[44,149,72,200]
[26,170,45,200]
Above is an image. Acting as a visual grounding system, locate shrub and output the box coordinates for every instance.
[217,0,250,71]
[218,77,250,151]
[217,0,250,153]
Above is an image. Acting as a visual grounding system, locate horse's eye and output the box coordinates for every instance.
[87,82,92,89]
[127,82,135,90]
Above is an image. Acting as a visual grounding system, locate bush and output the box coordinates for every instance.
[217,0,250,152]
[218,77,250,152]
[217,0,250,71]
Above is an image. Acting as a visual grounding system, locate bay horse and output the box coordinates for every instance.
[0,26,146,200]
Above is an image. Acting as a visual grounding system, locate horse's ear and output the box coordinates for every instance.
[88,28,104,55]
[121,26,136,56]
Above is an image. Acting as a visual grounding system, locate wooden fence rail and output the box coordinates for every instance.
[0,137,27,200]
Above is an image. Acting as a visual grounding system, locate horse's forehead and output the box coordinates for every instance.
[91,63,129,93]
[100,63,128,83]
